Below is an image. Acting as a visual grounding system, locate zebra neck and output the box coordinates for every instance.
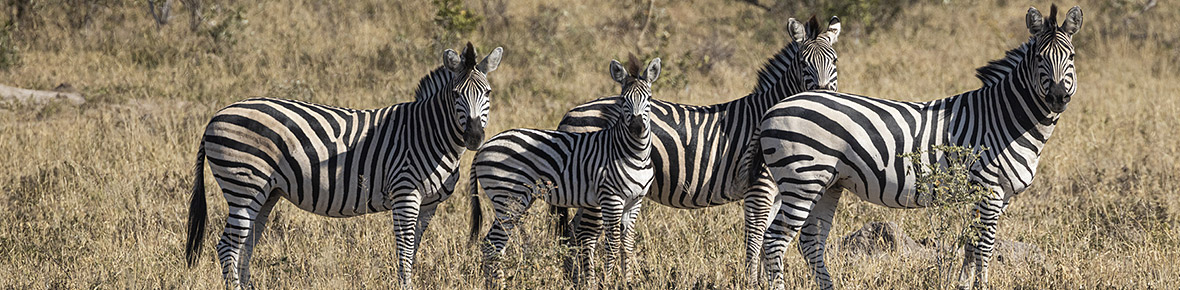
[398,96,467,152]
[943,69,1060,193]
[608,121,652,160]
[751,42,803,98]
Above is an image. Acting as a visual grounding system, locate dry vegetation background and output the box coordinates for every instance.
[0,0,1177,289]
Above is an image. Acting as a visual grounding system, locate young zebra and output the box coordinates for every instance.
[750,5,1082,289]
[550,16,841,281]
[469,57,660,288]
[184,43,503,290]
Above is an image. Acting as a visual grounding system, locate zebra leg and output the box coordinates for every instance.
[796,188,842,290]
[559,207,581,282]
[215,188,270,290]
[597,195,626,289]
[391,195,423,290]
[958,194,1008,290]
[957,241,978,290]
[236,192,282,289]
[742,168,776,285]
[480,194,534,288]
[762,176,832,290]
[411,203,438,258]
[619,198,643,285]
[571,207,604,288]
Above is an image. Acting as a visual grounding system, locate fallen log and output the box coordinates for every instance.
[0,83,85,105]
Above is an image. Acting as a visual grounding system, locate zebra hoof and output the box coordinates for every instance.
[224,280,252,290]
[769,280,786,290]
[745,275,761,288]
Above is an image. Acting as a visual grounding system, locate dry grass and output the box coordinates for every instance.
[0,0,1177,289]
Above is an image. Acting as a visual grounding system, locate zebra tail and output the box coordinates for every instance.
[184,140,208,268]
[548,204,573,242]
[468,166,483,244]
[745,128,765,188]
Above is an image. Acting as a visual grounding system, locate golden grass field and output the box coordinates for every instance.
[1,0,1177,288]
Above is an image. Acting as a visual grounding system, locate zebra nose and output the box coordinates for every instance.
[464,120,484,150]
[815,81,834,91]
[1048,82,1069,103]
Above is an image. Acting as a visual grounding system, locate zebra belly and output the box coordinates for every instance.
[646,174,743,209]
[837,163,921,209]
[266,148,392,218]
[543,186,601,208]
[644,134,747,209]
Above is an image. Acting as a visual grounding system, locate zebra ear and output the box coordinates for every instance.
[804,15,820,40]
[610,59,628,86]
[825,16,841,44]
[1026,7,1046,35]
[1061,6,1083,36]
[477,47,504,74]
[787,18,806,42]
[643,58,661,83]
[443,49,462,72]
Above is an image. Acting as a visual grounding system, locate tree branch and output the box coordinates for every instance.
[148,0,174,28]
[735,0,770,12]
[0,83,85,105]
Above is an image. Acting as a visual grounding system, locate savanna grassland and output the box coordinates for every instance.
[0,0,1177,289]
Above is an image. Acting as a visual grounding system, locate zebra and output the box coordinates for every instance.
[548,15,841,282]
[183,43,503,290]
[748,5,1082,289]
[468,57,661,288]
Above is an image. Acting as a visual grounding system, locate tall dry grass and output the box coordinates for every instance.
[0,0,1176,289]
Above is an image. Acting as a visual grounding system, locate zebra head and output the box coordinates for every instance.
[443,42,503,150]
[609,56,660,137]
[1026,5,1081,113]
[790,15,841,91]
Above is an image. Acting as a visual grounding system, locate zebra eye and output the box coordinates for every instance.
[1068,54,1075,61]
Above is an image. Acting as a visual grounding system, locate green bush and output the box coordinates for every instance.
[205,5,247,54]
[900,145,991,287]
[433,0,482,45]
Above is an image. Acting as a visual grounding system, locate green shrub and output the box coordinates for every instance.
[433,0,482,46]
[205,5,247,54]
[900,145,991,288]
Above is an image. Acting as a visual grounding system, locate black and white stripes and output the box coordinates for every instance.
[548,16,841,281]
[469,57,660,288]
[184,43,503,290]
[750,5,1082,289]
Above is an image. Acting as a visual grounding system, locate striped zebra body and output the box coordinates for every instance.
[470,58,660,288]
[551,16,842,282]
[184,44,502,290]
[753,6,1081,289]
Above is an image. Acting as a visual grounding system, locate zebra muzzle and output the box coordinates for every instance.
[1046,84,1071,113]
[626,116,646,136]
[464,121,484,150]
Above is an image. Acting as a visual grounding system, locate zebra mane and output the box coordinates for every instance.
[974,40,1031,87]
[413,66,457,101]
[626,54,644,80]
[752,41,802,95]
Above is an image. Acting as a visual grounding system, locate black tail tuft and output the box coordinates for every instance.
[185,141,209,268]
[746,129,765,188]
[468,167,483,244]
[549,205,573,242]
